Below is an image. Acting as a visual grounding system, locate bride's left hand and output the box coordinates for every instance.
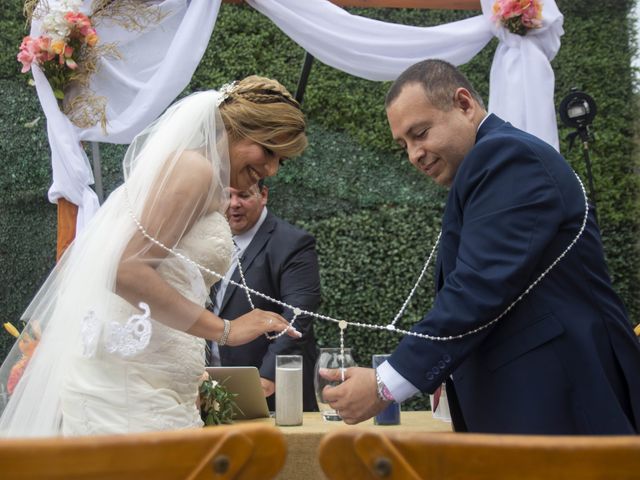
[225,308,301,346]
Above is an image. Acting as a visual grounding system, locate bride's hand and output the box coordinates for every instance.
[224,308,301,346]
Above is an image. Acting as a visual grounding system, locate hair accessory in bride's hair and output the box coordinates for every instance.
[216,81,237,106]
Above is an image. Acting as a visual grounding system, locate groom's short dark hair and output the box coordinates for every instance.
[385,59,485,111]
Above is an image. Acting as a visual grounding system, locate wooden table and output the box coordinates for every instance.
[238,411,452,480]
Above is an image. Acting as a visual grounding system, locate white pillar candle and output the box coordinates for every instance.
[275,355,303,426]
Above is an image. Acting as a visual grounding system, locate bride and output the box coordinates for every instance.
[0,75,308,436]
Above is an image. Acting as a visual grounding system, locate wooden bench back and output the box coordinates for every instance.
[319,429,640,479]
[0,423,285,480]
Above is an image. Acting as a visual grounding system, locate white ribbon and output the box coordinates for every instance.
[248,0,563,149]
[31,0,221,231]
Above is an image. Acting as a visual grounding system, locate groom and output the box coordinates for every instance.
[322,59,640,434]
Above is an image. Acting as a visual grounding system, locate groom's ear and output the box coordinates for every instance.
[453,88,475,116]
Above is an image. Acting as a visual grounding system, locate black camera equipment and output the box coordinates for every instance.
[558,87,598,222]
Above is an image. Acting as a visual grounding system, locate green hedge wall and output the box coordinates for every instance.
[1,0,638,410]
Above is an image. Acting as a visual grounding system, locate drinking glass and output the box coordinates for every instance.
[313,347,356,421]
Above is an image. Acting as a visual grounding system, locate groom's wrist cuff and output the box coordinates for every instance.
[377,361,420,403]
[375,370,395,402]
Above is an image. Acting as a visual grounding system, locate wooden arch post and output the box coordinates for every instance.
[57,198,78,261]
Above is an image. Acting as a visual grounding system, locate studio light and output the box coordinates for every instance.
[559,88,597,131]
[558,87,599,222]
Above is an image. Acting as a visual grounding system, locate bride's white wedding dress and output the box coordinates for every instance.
[0,90,235,438]
[60,212,232,435]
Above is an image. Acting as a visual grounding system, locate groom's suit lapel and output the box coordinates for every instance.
[435,114,505,294]
[219,212,277,313]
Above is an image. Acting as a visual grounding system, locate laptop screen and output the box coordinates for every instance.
[205,366,270,419]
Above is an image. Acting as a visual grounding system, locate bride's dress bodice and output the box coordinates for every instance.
[61,212,233,435]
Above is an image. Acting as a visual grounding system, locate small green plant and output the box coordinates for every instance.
[199,377,241,425]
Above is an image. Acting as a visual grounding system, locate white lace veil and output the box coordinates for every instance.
[0,90,230,436]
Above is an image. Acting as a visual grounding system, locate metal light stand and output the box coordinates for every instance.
[91,141,104,204]
[294,52,315,106]
[559,88,598,224]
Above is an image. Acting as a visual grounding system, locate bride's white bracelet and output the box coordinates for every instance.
[218,319,231,346]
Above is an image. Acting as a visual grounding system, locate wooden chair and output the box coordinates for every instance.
[0,423,285,480]
[319,429,640,479]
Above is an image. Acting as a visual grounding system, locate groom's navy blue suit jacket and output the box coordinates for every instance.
[388,114,640,434]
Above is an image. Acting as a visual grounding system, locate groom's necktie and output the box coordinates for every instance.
[214,240,241,314]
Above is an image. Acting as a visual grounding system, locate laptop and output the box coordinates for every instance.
[205,366,270,419]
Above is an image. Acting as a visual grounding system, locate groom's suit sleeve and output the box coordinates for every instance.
[387,131,568,395]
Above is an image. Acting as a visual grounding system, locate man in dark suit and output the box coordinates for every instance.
[322,59,640,434]
[210,180,320,411]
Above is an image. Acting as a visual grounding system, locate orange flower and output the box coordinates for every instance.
[7,357,28,394]
[50,39,65,55]
[85,32,98,47]
[6,324,40,395]
[17,5,99,101]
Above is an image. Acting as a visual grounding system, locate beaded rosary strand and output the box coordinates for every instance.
[126,171,589,353]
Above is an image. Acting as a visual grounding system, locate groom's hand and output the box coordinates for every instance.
[320,367,388,424]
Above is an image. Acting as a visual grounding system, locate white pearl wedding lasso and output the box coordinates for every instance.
[233,246,300,340]
[124,170,589,353]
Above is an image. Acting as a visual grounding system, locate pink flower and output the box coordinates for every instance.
[492,0,543,35]
[35,36,56,63]
[64,11,98,46]
[64,11,90,30]
[62,44,76,69]
[16,6,99,100]
[17,36,38,73]
[7,326,40,395]
[521,0,543,28]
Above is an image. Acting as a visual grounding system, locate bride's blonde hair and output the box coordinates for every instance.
[218,75,307,160]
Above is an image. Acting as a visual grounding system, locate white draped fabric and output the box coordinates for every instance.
[248,0,563,150]
[34,0,563,231]
[31,0,221,231]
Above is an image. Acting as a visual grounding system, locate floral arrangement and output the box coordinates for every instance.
[491,0,543,36]
[3,322,41,395]
[199,375,240,425]
[17,0,98,101]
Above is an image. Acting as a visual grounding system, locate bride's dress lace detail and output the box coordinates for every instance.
[104,302,152,357]
[61,212,233,435]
